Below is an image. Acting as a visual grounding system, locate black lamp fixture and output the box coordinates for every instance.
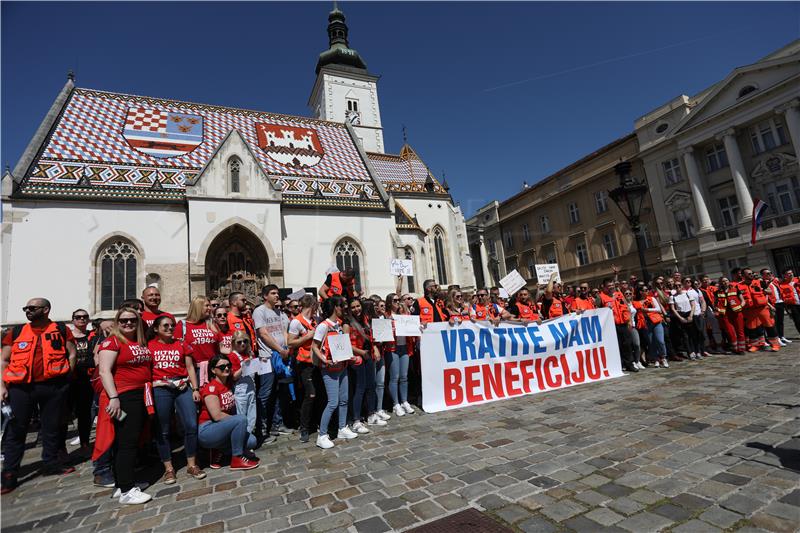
[609,160,651,283]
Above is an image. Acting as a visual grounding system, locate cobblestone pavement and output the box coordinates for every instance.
[2,339,799,533]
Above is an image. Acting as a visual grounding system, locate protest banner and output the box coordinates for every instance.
[393,314,421,337]
[419,308,623,413]
[499,269,526,295]
[535,263,561,283]
[371,318,395,342]
[327,333,354,362]
[390,259,414,276]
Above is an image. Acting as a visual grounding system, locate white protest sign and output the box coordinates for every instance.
[327,333,354,362]
[393,314,422,337]
[255,357,272,375]
[498,288,510,299]
[288,289,306,300]
[499,269,526,296]
[241,358,257,378]
[371,318,395,342]
[390,259,414,277]
[535,263,561,283]
[419,308,623,413]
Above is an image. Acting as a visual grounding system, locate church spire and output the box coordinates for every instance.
[316,2,368,74]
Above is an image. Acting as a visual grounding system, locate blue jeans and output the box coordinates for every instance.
[386,345,409,405]
[198,416,256,457]
[234,377,257,434]
[647,322,666,362]
[351,359,376,421]
[320,369,348,435]
[153,385,198,462]
[256,371,274,438]
[374,358,386,412]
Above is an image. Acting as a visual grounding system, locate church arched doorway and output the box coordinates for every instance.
[205,224,269,304]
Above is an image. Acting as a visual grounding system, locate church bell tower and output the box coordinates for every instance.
[308,3,385,153]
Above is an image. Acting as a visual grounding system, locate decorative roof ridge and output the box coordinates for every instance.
[74,87,349,129]
[365,151,403,161]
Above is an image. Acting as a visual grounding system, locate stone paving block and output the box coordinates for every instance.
[750,512,799,533]
[671,492,713,511]
[670,519,723,533]
[574,489,612,506]
[596,483,634,498]
[628,489,662,505]
[762,502,800,522]
[778,489,800,507]
[289,508,327,525]
[353,516,391,533]
[711,472,751,486]
[698,505,745,528]
[651,503,693,522]
[517,515,557,533]
[435,493,468,511]
[383,508,417,530]
[580,473,612,487]
[539,499,586,521]
[477,494,510,510]
[720,493,765,516]
[616,511,673,532]
[584,507,625,526]
[608,496,645,516]
[494,504,534,524]
[409,500,446,521]
[308,512,354,532]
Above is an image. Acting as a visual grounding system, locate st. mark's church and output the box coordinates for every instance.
[1,6,475,324]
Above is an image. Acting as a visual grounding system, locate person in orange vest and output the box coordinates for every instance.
[470,288,512,325]
[698,276,721,351]
[506,287,542,323]
[319,268,358,301]
[412,279,449,324]
[715,277,746,354]
[287,294,319,444]
[599,278,638,372]
[1,298,77,494]
[741,268,780,351]
[777,268,800,334]
[761,268,790,346]
[541,272,565,319]
[573,283,596,312]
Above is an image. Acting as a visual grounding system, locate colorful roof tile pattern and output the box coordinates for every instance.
[366,145,448,195]
[20,88,384,207]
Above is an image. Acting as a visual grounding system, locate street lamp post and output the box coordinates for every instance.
[609,161,651,284]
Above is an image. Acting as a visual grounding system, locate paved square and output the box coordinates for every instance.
[2,341,799,532]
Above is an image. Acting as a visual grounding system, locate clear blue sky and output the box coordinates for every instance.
[2,2,798,216]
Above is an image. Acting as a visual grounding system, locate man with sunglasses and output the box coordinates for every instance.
[1,298,77,493]
[573,283,596,312]
[411,279,448,324]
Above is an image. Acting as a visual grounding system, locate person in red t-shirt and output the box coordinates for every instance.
[141,286,174,329]
[147,315,206,484]
[95,307,153,504]
[1,298,77,494]
[180,296,229,385]
[197,354,260,470]
[214,307,234,353]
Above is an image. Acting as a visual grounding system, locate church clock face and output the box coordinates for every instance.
[346,110,361,125]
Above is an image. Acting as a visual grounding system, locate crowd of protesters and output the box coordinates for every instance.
[1,264,798,504]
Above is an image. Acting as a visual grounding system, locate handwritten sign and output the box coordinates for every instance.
[327,333,354,362]
[393,314,422,337]
[371,318,395,342]
[535,264,561,283]
[499,269,527,296]
[390,259,414,277]
[241,358,257,378]
[498,288,510,299]
[255,357,273,375]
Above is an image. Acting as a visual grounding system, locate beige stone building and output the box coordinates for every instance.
[496,134,661,287]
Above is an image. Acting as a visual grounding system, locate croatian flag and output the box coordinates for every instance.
[750,198,768,246]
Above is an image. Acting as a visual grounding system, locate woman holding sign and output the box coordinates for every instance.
[312,297,361,449]
[347,299,379,434]
[385,294,416,417]
[229,330,257,435]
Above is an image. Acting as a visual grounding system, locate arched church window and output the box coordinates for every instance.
[404,247,416,294]
[433,228,448,285]
[335,239,363,292]
[229,158,241,193]
[99,239,138,310]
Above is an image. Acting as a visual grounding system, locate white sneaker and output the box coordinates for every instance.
[653,360,661,368]
[367,414,387,426]
[393,404,406,417]
[781,337,792,344]
[338,426,358,439]
[377,410,391,421]
[119,486,152,505]
[352,421,370,434]
[69,436,81,446]
[112,482,149,498]
[662,359,669,368]
[316,434,334,449]
[778,338,787,347]
[401,401,415,414]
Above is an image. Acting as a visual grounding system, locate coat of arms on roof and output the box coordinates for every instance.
[255,123,324,168]
[122,107,204,159]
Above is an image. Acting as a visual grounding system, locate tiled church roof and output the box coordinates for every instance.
[18,88,386,208]
[367,145,448,196]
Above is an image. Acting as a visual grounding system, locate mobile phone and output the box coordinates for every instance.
[115,410,127,422]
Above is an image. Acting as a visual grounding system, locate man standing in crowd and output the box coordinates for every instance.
[319,268,357,301]
[253,285,292,442]
[1,298,77,494]
[412,279,448,323]
[573,283,596,311]
[141,286,174,328]
[227,292,256,351]
[762,268,791,345]
[599,278,637,372]
[778,269,800,333]
[489,287,505,309]
[741,268,780,351]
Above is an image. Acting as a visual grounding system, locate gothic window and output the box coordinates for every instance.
[335,239,363,291]
[404,247,416,294]
[229,158,241,193]
[433,228,448,285]
[99,239,138,311]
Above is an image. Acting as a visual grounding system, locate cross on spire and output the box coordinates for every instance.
[402,124,408,144]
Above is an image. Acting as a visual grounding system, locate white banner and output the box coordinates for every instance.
[420,308,623,413]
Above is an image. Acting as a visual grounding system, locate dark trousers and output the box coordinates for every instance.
[615,325,635,368]
[774,302,785,339]
[2,378,69,474]
[255,372,275,439]
[72,373,95,446]
[113,389,146,493]
[785,304,800,333]
[298,363,317,433]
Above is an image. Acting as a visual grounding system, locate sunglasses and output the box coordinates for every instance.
[454,294,463,298]
[73,315,89,320]
[22,306,44,312]
[234,340,249,345]
[477,294,488,297]
[119,318,138,325]
[211,303,220,308]
[215,313,227,318]
[160,324,175,330]
[215,364,231,371]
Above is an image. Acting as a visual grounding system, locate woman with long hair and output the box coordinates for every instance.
[385,293,414,418]
[229,330,257,435]
[311,296,361,449]
[95,307,153,504]
[197,354,260,470]
[147,315,205,484]
[445,288,470,323]
[288,295,320,443]
[181,296,229,386]
[624,288,646,370]
[348,299,379,434]
[641,285,668,368]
